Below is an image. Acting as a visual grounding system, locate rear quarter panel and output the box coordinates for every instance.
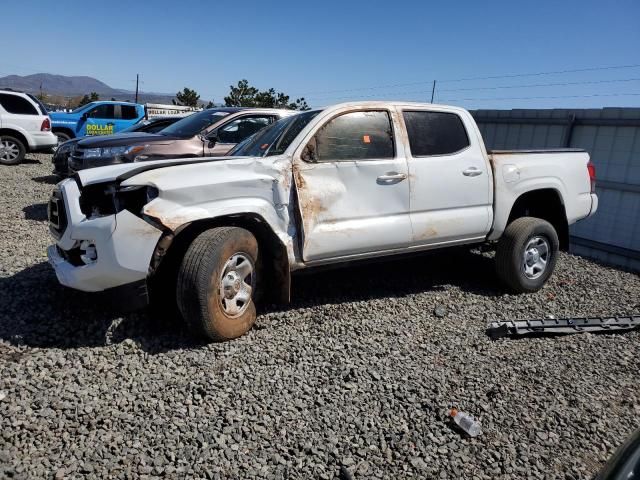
[488,150,593,240]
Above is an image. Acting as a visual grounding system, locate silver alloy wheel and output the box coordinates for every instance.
[0,140,20,162]
[523,236,550,279]
[218,253,255,317]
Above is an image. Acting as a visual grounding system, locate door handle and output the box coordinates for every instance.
[377,172,407,183]
[462,167,483,177]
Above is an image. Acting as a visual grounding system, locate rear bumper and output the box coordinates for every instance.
[590,193,598,216]
[28,132,58,151]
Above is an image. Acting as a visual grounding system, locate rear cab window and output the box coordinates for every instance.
[121,105,138,120]
[402,110,470,156]
[312,110,395,162]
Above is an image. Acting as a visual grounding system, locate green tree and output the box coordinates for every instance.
[224,80,310,110]
[205,100,214,108]
[173,87,200,107]
[224,80,259,107]
[78,92,100,106]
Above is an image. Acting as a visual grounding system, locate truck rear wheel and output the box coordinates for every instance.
[0,136,26,165]
[176,227,259,341]
[495,217,559,293]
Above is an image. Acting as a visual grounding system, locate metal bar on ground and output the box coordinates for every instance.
[487,315,640,339]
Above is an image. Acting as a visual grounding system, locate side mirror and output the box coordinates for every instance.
[301,141,317,163]
[206,131,218,148]
[81,112,88,120]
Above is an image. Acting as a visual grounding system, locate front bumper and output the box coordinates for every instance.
[47,178,163,293]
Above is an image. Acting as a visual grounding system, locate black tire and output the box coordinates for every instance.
[176,227,259,341]
[0,136,26,165]
[495,217,559,293]
[54,131,71,144]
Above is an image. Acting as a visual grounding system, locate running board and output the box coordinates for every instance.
[487,315,640,339]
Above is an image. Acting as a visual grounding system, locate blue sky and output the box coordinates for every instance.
[2,0,639,109]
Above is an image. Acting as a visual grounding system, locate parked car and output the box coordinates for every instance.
[52,115,187,177]
[65,107,295,174]
[49,101,146,143]
[47,101,598,341]
[0,89,57,165]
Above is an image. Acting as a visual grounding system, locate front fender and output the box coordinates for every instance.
[142,196,298,267]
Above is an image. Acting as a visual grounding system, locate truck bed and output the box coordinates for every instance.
[488,148,585,154]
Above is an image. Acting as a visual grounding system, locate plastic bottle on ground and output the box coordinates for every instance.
[449,408,482,437]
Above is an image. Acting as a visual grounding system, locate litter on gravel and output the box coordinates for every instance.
[0,154,639,479]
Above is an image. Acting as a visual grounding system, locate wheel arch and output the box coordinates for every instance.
[149,213,291,305]
[51,126,75,139]
[0,128,29,151]
[506,188,569,250]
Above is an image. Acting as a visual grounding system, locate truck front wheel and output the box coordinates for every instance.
[495,217,559,293]
[176,227,259,341]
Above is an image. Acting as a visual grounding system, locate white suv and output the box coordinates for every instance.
[0,89,57,165]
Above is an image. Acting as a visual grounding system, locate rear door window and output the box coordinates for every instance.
[0,93,38,115]
[403,111,470,156]
[313,110,394,162]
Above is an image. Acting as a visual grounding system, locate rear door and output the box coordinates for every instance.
[206,114,276,156]
[294,108,413,262]
[83,104,117,136]
[400,108,492,244]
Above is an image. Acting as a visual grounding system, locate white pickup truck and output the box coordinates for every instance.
[47,102,598,340]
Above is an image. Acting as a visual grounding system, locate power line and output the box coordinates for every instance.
[308,92,640,109]
[305,78,640,102]
[293,63,640,97]
[439,92,640,103]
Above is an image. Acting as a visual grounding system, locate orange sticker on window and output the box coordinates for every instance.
[363,135,371,143]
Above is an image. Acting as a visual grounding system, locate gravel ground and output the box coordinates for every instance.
[1,154,639,479]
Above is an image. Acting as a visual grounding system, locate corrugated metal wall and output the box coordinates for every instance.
[471,108,640,272]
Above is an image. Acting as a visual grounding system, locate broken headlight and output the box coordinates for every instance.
[79,183,158,218]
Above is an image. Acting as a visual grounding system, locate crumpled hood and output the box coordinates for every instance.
[77,133,178,148]
[76,156,240,186]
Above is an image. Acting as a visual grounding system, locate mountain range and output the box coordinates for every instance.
[0,73,182,105]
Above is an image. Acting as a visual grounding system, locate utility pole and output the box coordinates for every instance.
[135,74,139,103]
[430,80,437,103]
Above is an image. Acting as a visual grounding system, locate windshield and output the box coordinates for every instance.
[228,110,320,157]
[159,109,231,138]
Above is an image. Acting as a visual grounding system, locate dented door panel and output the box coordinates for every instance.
[294,158,412,261]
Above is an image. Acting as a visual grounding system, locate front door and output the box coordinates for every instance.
[81,104,117,136]
[206,114,275,156]
[400,108,492,244]
[294,109,413,262]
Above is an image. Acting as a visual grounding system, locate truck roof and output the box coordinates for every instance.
[322,100,468,113]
